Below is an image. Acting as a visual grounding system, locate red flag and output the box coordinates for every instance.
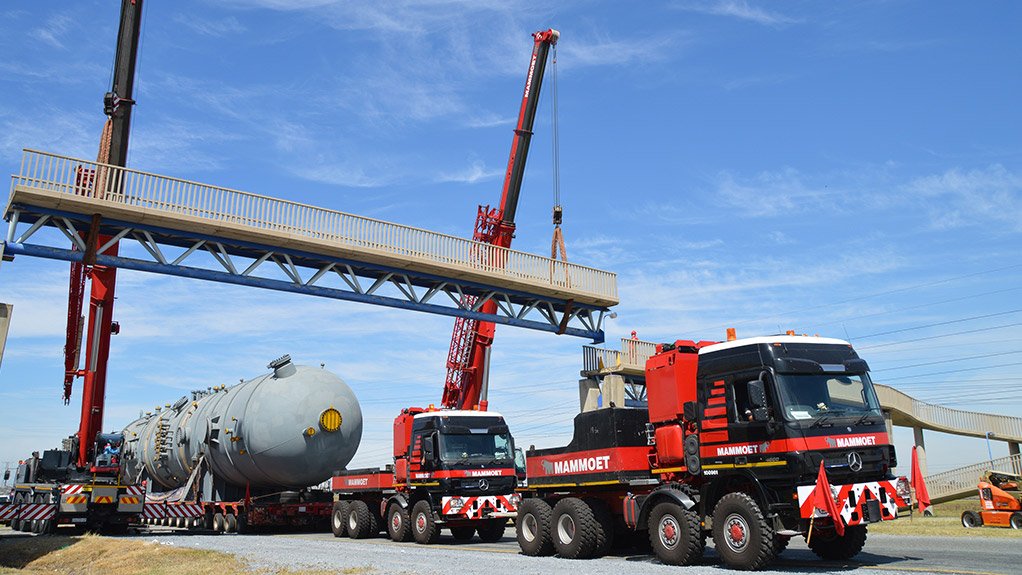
[911,446,931,514]
[811,461,845,536]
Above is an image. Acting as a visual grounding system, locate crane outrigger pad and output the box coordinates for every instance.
[3,149,616,341]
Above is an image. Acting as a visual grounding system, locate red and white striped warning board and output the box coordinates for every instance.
[0,503,57,521]
[126,484,145,496]
[62,484,85,495]
[142,502,203,519]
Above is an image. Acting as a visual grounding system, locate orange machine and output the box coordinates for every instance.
[961,470,1022,529]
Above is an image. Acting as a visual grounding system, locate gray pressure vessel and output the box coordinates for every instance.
[121,356,362,490]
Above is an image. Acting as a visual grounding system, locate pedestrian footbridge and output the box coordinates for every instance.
[2,149,617,340]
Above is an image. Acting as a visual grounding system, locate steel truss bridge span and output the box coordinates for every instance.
[2,149,618,341]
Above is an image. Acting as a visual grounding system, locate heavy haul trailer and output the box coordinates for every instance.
[516,335,911,570]
[124,356,363,533]
[0,434,143,534]
[330,409,520,544]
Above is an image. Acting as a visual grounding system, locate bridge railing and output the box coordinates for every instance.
[10,149,617,304]
[874,384,1022,442]
[582,338,657,373]
[924,453,1022,502]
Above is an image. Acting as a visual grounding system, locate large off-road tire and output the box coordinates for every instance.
[450,526,475,542]
[1010,512,1022,530]
[387,503,412,542]
[551,497,599,559]
[806,524,867,561]
[648,501,702,566]
[331,501,350,537]
[235,512,248,534]
[587,498,615,557]
[224,513,238,533]
[347,500,379,539]
[711,492,776,571]
[961,510,982,529]
[517,498,554,556]
[476,519,506,543]
[411,500,440,545]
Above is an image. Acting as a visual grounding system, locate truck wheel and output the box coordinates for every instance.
[203,512,214,531]
[347,500,379,539]
[551,497,599,559]
[587,499,615,557]
[331,501,350,537]
[806,524,867,560]
[411,500,440,545]
[235,513,248,534]
[961,511,982,528]
[387,503,412,542]
[517,498,554,556]
[225,513,238,533]
[476,519,506,543]
[212,512,225,533]
[711,492,776,570]
[1010,513,1022,530]
[450,526,475,542]
[648,501,701,566]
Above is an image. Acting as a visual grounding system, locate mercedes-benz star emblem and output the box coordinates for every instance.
[847,451,863,472]
[478,479,489,491]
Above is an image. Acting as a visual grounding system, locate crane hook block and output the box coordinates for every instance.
[552,205,563,225]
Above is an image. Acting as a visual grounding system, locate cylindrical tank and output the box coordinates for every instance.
[121,355,362,491]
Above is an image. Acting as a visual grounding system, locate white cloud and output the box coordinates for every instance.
[436,160,501,184]
[674,0,800,27]
[561,32,683,67]
[173,14,247,37]
[30,13,74,49]
[902,165,1022,232]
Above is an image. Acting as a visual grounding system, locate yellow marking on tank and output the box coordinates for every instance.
[523,479,625,489]
[650,466,686,474]
[703,461,787,470]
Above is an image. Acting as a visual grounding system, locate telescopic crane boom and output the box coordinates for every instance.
[441,29,559,411]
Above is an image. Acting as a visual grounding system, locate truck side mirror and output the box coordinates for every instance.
[422,435,435,462]
[747,379,767,409]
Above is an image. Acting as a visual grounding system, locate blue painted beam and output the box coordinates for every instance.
[4,241,605,343]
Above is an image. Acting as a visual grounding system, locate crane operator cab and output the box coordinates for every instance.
[92,432,124,476]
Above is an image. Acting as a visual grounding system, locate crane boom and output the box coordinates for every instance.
[442,29,559,410]
[65,0,142,468]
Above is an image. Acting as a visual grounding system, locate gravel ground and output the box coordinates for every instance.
[126,529,1022,575]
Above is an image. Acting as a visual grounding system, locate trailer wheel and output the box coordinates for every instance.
[225,513,238,533]
[1010,512,1022,530]
[961,510,982,528]
[711,492,776,571]
[450,526,475,542]
[648,501,701,566]
[347,500,379,539]
[331,501,350,537]
[476,519,506,543]
[411,500,440,545]
[516,498,554,556]
[551,497,599,559]
[212,512,225,533]
[805,524,867,560]
[387,503,412,542]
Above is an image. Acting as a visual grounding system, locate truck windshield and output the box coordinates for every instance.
[774,373,881,422]
[440,433,513,463]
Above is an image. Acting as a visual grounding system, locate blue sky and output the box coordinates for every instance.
[1,1,1020,480]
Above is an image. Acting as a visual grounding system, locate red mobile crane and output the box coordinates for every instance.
[3,0,144,535]
[328,29,560,545]
[442,29,560,411]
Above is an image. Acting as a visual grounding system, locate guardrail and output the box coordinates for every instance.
[924,453,1022,503]
[582,338,657,373]
[9,149,617,304]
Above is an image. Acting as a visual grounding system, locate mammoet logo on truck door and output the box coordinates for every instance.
[541,455,612,475]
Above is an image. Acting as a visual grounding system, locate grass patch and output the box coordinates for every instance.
[0,532,372,575]
[870,498,1022,538]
